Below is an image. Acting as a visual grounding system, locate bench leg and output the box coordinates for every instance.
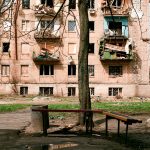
[125,123,129,144]
[106,115,108,136]
[117,120,120,136]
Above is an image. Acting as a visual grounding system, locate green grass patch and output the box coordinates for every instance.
[0,104,30,112]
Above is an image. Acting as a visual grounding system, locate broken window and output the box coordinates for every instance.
[87,0,95,9]
[40,20,54,30]
[69,0,76,9]
[89,21,94,31]
[89,43,94,53]
[39,87,53,96]
[108,87,122,96]
[68,21,76,32]
[41,0,53,7]
[40,65,54,75]
[88,65,94,76]
[109,66,122,76]
[68,65,76,75]
[1,65,10,76]
[21,65,29,76]
[2,42,10,52]
[109,21,122,35]
[20,87,28,95]
[22,20,30,31]
[90,87,95,96]
[68,87,76,96]
[22,0,30,9]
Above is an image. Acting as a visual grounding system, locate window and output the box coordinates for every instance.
[40,65,54,75]
[3,0,11,6]
[68,65,76,75]
[88,65,94,76]
[1,65,10,76]
[68,21,76,32]
[40,20,54,30]
[21,43,30,54]
[89,21,94,31]
[39,87,53,96]
[22,20,30,31]
[89,43,94,53]
[109,66,122,76]
[41,0,53,7]
[90,87,94,96]
[21,65,29,76]
[69,0,76,9]
[87,0,95,9]
[68,87,76,96]
[2,42,10,52]
[68,43,77,54]
[20,87,28,95]
[109,21,122,35]
[22,0,30,9]
[108,87,122,96]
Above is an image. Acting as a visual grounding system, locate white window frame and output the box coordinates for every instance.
[1,65,10,76]
[22,20,30,31]
[108,87,122,96]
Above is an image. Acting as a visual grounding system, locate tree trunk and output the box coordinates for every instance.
[78,0,91,125]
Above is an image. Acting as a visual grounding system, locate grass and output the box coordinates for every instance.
[0,104,30,112]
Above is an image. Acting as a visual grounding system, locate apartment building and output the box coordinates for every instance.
[0,0,150,98]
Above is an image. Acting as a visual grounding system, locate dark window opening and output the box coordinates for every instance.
[89,21,94,31]
[89,43,94,53]
[40,65,54,75]
[22,0,30,9]
[109,21,122,35]
[112,0,122,7]
[20,87,28,95]
[3,43,10,52]
[109,87,122,96]
[68,65,76,75]
[109,66,122,76]
[87,0,95,9]
[40,20,54,30]
[39,87,53,96]
[41,0,53,7]
[90,87,94,96]
[68,87,76,96]
[69,0,76,9]
[88,65,94,76]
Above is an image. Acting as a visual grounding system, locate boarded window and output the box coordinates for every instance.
[69,0,76,9]
[21,43,30,54]
[89,21,94,31]
[108,87,122,96]
[68,21,76,31]
[68,65,76,75]
[20,87,28,95]
[68,87,76,96]
[22,20,30,31]
[90,87,94,96]
[22,0,30,9]
[40,65,54,75]
[2,42,10,52]
[21,65,28,76]
[68,43,76,54]
[89,43,94,53]
[88,65,94,76]
[109,66,122,76]
[1,65,10,76]
[39,87,53,96]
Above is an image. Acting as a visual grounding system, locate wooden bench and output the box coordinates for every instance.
[103,111,142,143]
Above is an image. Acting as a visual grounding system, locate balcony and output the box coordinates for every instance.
[34,29,61,42]
[33,49,60,64]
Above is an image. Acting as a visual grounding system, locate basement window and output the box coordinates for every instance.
[90,87,95,96]
[89,43,94,53]
[2,43,10,52]
[89,21,94,31]
[22,0,30,9]
[109,21,122,35]
[108,87,122,96]
[88,65,94,76]
[40,65,54,75]
[20,87,28,95]
[68,87,76,96]
[39,87,53,96]
[69,0,76,9]
[41,0,53,7]
[109,66,122,76]
[68,65,76,75]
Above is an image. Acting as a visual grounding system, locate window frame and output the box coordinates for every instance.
[89,43,95,53]
[89,21,95,31]
[39,87,54,96]
[22,0,30,9]
[68,87,76,96]
[69,0,76,10]
[68,20,76,32]
[88,65,95,77]
[1,65,10,76]
[68,65,76,76]
[20,87,28,95]
[90,87,95,96]
[109,66,123,76]
[108,87,122,96]
[40,65,54,76]
[22,20,30,31]
[2,42,10,53]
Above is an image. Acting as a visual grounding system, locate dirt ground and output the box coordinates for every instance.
[0,96,150,150]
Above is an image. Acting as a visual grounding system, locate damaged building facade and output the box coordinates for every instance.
[0,0,150,98]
